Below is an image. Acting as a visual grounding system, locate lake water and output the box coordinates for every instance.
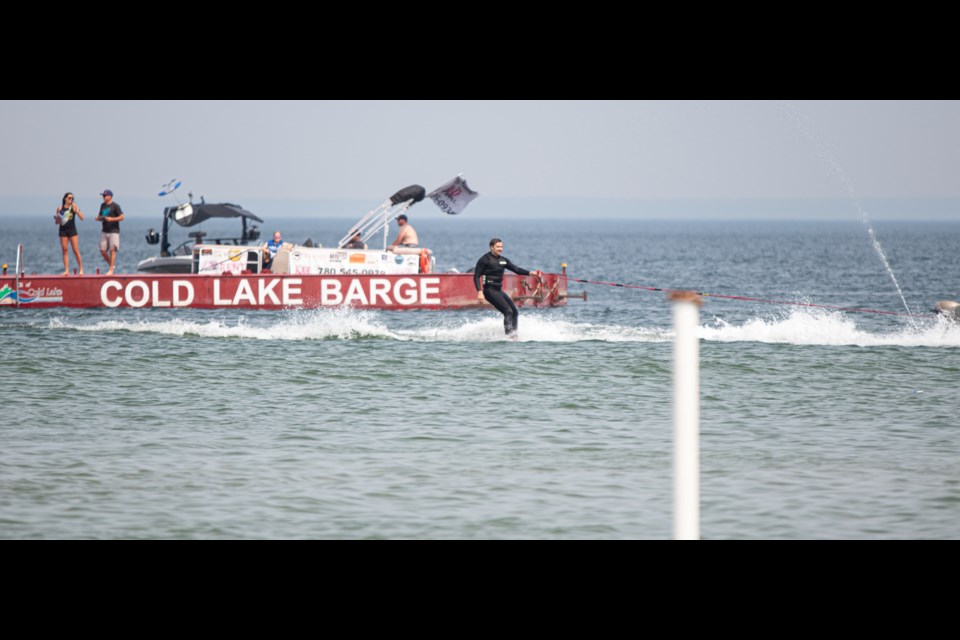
[2,214,958,538]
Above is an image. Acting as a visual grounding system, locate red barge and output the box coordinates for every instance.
[0,269,567,310]
[2,179,579,311]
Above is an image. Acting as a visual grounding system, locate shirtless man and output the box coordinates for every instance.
[388,214,419,250]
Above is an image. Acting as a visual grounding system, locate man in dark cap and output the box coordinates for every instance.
[96,189,124,275]
[388,214,419,250]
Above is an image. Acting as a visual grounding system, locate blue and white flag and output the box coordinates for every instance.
[427,175,479,215]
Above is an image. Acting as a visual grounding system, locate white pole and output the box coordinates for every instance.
[670,291,701,540]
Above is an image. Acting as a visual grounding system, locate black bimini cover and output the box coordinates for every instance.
[389,185,426,205]
[166,202,264,227]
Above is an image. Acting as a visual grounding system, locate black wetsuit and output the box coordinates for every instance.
[474,251,532,335]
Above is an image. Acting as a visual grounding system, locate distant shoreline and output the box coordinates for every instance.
[2,196,959,220]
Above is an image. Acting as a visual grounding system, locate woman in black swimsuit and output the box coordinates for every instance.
[56,192,84,275]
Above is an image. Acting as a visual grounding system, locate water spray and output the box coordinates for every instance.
[778,102,915,324]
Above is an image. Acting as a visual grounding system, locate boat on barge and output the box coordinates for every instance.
[1,180,575,310]
[137,198,264,274]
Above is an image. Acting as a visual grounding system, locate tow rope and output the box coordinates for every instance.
[558,275,937,319]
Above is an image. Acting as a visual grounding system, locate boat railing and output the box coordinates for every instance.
[336,199,416,251]
[512,273,585,306]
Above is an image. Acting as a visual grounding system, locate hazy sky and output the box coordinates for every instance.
[1,100,958,217]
